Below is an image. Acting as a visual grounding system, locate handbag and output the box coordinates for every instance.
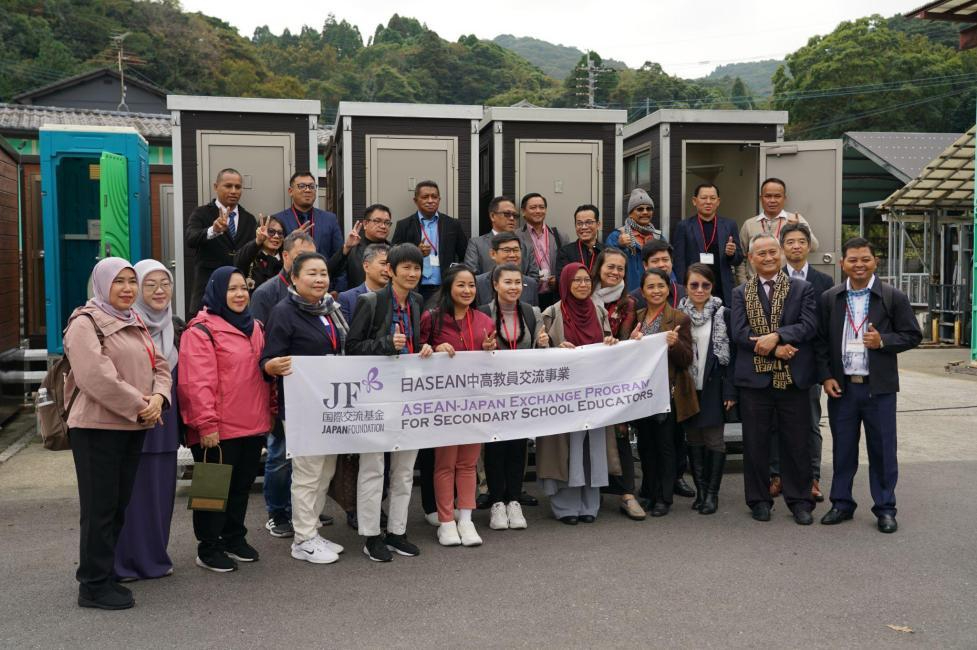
[187,445,233,512]
[327,454,359,512]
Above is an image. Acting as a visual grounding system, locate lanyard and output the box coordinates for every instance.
[529,227,550,270]
[277,272,289,286]
[633,303,666,336]
[132,313,157,370]
[394,303,414,354]
[697,216,718,252]
[321,314,337,351]
[762,216,783,239]
[845,297,869,337]
[292,207,314,237]
[500,309,520,350]
[420,220,439,255]
[455,309,475,351]
[671,281,678,308]
[577,240,597,273]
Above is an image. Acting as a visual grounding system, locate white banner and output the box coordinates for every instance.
[283,334,670,456]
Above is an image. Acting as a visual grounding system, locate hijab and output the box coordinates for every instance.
[202,266,255,337]
[88,257,137,324]
[133,259,177,369]
[558,262,604,345]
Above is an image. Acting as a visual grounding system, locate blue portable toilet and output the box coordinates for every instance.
[39,126,151,353]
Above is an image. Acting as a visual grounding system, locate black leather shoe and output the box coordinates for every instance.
[793,509,814,525]
[518,492,539,506]
[650,503,670,517]
[558,516,578,525]
[673,477,696,498]
[476,493,492,510]
[820,508,853,525]
[751,503,771,522]
[578,515,596,523]
[877,514,898,534]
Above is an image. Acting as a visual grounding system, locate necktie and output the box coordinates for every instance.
[227,211,237,239]
[764,280,775,299]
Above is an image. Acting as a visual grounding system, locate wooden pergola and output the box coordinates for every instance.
[906,0,977,49]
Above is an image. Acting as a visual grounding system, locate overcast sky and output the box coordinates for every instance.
[180,0,925,78]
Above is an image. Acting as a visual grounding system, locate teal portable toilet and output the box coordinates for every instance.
[40,126,151,353]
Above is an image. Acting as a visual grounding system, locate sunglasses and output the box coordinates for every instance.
[688,281,712,290]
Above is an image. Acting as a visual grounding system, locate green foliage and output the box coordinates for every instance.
[492,34,626,80]
[701,59,783,97]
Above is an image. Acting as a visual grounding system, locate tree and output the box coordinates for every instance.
[730,77,754,109]
[322,14,362,59]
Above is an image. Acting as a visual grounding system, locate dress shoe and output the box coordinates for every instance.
[558,516,578,525]
[577,515,596,523]
[877,514,898,534]
[78,584,134,610]
[820,508,853,525]
[650,503,670,517]
[793,509,814,525]
[811,479,824,502]
[751,503,771,522]
[517,492,539,507]
[768,475,782,498]
[619,496,646,521]
[476,493,493,510]
[673,477,696,498]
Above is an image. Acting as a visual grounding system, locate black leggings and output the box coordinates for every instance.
[484,439,528,504]
[636,412,677,505]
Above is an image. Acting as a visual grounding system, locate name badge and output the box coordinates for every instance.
[699,253,715,265]
[846,339,865,354]
[428,252,440,267]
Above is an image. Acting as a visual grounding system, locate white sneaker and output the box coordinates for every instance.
[425,512,441,527]
[437,521,462,546]
[457,520,483,547]
[291,538,339,564]
[507,501,527,529]
[489,502,509,530]
[315,536,344,555]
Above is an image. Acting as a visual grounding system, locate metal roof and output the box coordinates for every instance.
[844,131,964,183]
[11,67,167,104]
[0,102,171,140]
[880,126,975,211]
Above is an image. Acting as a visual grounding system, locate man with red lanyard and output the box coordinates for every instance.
[672,183,743,306]
[517,193,563,309]
[738,177,820,284]
[554,204,604,287]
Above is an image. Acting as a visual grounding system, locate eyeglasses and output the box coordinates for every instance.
[496,246,521,254]
[366,218,392,227]
[575,220,598,228]
[571,278,593,285]
[267,229,284,238]
[294,182,317,191]
[144,281,173,292]
[633,206,653,213]
[493,211,518,219]
[688,281,712,290]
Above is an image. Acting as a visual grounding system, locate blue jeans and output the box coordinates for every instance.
[263,419,291,517]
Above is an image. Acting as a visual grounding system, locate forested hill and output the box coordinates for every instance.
[492,34,627,80]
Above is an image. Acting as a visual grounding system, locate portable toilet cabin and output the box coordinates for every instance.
[39,125,150,353]
[167,95,323,316]
[478,107,627,240]
[328,102,483,235]
[621,109,843,279]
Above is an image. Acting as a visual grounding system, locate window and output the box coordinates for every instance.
[624,150,651,192]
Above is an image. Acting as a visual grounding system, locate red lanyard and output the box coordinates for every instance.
[321,314,337,350]
[577,240,596,273]
[132,314,157,370]
[529,227,549,270]
[277,272,289,286]
[633,304,666,336]
[500,310,520,350]
[671,282,678,308]
[455,309,475,351]
[697,216,718,252]
[395,303,415,354]
[292,207,314,238]
[420,221,439,255]
[846,304,869,337]
[762,216,783,239]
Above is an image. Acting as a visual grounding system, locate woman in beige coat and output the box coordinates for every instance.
[63,257,171,611]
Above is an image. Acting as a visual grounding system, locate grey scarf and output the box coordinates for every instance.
[287,287,349,354]
[678,296,730,382]
[621,218,662,250]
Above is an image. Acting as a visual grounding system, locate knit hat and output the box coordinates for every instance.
[627,188,654,214]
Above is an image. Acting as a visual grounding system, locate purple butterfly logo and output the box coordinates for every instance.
[362,367,383,393]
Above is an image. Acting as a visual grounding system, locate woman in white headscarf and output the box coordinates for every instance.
[63,257,171,610]
[114,260,183,583]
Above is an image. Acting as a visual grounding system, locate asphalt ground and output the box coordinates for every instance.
[1,350,975,648]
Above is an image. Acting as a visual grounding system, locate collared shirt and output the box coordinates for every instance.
[842,276,875,376]
[787,263,809,281]
[754,209,790,238]
[207,199,238,240]
[418,211,440,286]
[527,225,553,290]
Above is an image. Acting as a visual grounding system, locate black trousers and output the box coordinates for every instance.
[674,422,688,476]
[484,439,528,503]
[70,427,147,589]
[603,429,636,495]
[191,436,264,554]
[418,447,437,515]
[740,386,814,513]
[636,412,676,505]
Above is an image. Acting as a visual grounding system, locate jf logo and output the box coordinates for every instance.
[322,367,383,409]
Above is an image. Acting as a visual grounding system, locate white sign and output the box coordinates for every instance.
[283,334,670,456]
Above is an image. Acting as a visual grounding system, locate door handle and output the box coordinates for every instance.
[821,253,833,264]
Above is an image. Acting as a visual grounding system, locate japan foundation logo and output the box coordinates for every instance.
[321,367,382,409]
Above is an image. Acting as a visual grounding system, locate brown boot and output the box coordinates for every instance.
[769,475,782,498]
[812,479,824,502]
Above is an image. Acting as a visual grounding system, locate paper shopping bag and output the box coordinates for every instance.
[187,445,232,512]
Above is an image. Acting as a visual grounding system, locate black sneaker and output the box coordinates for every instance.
[225,540,260,563]
[346,510,358,530]
[195,551,238,573]
[385,532,420,557]
[266,513,295,538]
[78,584,134,610]
[363,535,392,562]
[318,513,334,526]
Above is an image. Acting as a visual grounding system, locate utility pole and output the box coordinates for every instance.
[574,53,608,109]
[111,33,131,112]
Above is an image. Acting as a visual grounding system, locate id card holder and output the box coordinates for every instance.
[846,339,865,354]
[699,253,715,265]
[429,252,440,267]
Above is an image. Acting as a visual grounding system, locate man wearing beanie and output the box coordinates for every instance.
[606,188,664,291]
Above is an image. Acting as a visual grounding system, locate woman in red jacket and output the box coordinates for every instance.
[420,264,497,548]
[178,266,273,573]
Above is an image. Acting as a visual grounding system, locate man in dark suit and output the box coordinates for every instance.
[337,243,390,322]
[465,196,538,278]
[330,204,392,290]
[474,233,538,307]
[672,183,743,306]
[731,232,818,524]
[554,204,604,283]
[767,222,837,502]
[185,168,258,315]
[391,180,468,302]
[273,171,345,265]
[816,238,922,534]
[516,192,563,309]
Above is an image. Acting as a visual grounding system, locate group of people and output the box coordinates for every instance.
[62,169,921,611]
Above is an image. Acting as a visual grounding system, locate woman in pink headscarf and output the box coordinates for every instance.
[63,257,172,611]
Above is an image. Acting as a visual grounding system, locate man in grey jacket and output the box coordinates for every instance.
[464,195,538,279]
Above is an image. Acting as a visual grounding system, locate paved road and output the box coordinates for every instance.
[1,351,975,648]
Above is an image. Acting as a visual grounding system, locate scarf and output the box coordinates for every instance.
[591,281,625,309]
[133,259,177,369]
[87,257,137,324]
[558,263,604,345]
[621,217,662,250]
[744,272,793,389]
[287,286,349,353]
[202,266,255,337]
[678,296,730,383]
